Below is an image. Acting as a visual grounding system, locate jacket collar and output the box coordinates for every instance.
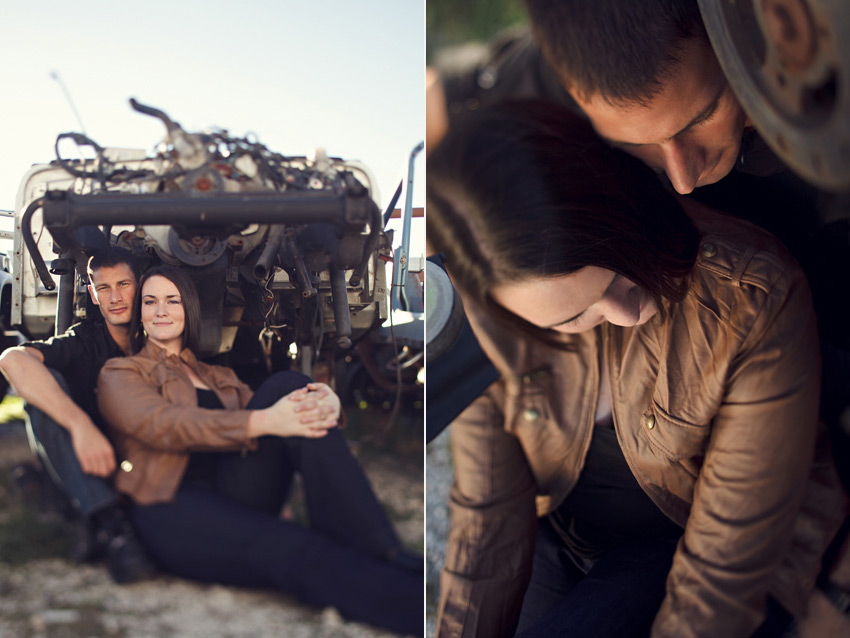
[141,339,201,369]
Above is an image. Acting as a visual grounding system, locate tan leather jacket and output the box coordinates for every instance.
[98,341,255,505]
[437,204,847,638]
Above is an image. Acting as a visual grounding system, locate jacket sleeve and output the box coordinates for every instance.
[652,261,822,637]
[98,357,252,452]
[437,382,538,638]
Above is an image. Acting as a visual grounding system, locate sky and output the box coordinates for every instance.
[0,0,425,256]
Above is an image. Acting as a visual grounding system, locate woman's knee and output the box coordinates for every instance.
[248,371,312,409]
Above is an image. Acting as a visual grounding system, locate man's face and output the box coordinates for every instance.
[87,263,137,326]
[571,38,750,195]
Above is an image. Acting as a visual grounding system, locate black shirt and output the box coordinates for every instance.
[24,317,125,427]
[553,425,682,559]
[182,388,225,487]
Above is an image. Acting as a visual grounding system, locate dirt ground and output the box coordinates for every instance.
[424,430,450,637]
[0,400,424,638]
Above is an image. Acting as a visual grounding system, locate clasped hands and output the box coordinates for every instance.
[252,382,342,439]
[289,382,341,427]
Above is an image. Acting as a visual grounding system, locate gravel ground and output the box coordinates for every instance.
[424,429,452,637]
[0,406,424,638]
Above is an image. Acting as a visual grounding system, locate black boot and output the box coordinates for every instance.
[91,505,158,584]
[383,545,424,573]
[70,515,108,564]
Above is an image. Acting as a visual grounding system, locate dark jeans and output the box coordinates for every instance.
[130,371,422,635]
[25,369,119,518]
[516,517,793,638]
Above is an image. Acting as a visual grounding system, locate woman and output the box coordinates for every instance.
[427,101,845,638]
[97,265,421,635]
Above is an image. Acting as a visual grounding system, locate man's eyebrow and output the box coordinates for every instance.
[544,273,620,329]
[606,84,726,148]
[672,85,724,138]
[94,278,133,287]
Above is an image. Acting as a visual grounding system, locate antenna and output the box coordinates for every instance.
[50,71,87,134]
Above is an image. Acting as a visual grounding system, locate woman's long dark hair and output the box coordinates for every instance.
[130,265,202,354]
[426,100,700,343]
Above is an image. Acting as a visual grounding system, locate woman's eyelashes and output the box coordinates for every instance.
[142,298,182,306]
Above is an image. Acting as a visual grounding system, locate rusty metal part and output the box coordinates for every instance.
[699,0,850,191]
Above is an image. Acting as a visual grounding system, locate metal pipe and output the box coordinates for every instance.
[253,224,287,281]
[391,141,424,311]
[54,253,75,335]
[41,191,373,230]
[329,265,352,349]
[21,198,56,291]
[283,232,317,298]
[382,180,403,227]
[349,197,384,287]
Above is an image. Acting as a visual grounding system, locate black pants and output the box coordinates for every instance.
[130,371,422,635]
[516,517,792,638]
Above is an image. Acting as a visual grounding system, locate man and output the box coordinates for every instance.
[429,1,755,186]
[0,246,155,583]
[427,1,850,635]
[429,0,847,226]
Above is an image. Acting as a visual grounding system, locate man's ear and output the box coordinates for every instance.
[88,284,100,306]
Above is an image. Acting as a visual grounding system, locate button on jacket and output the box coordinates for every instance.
[437,203,847,638]
[97,341,255,505]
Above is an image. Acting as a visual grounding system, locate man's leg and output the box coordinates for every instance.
[24,370,120,520]
[25,369,155,582]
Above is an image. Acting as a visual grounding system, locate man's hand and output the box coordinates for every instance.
[70,420,117,477]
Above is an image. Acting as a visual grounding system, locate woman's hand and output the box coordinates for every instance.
[247,383,341,439]
[297,383,341,423]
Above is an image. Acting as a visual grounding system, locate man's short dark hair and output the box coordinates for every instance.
[87,246,141,283]
[523,0,708,105]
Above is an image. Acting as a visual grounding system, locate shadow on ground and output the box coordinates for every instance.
[0,395,424,638]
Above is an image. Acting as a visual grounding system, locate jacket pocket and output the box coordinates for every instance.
[640,401,709,465]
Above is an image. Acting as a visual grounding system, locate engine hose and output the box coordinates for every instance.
[330,265,352,349]
[129,98,181,133]
[253,224,286,281]
[284,232,317,298]
[21,198,56,291]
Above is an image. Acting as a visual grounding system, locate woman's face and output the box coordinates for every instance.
[141,275,185,351]
[491,266,659,334]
